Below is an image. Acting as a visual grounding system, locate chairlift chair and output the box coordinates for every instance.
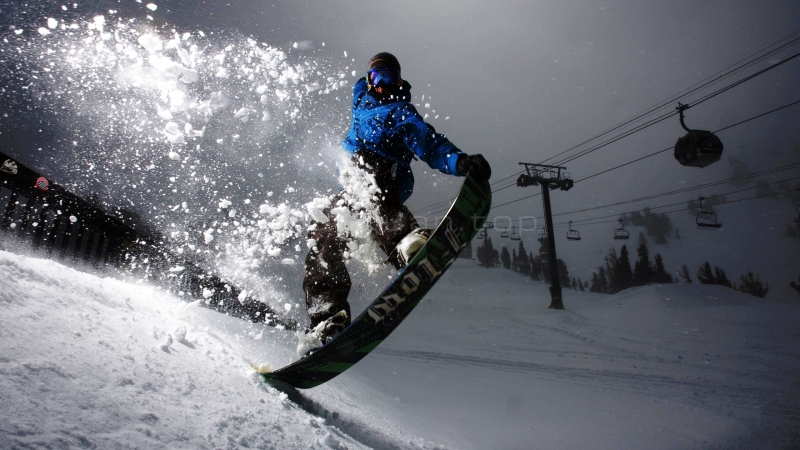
[696,196,722,229]
[566,221,581,241]
[537,230,547,244]
[510,226,521,241]
[484,221,494,229]
[500,228,510,239]
[613,218,630,240]
[674,103,724,168]
[477,229,487,240]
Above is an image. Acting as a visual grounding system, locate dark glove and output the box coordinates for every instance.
[456,154,491,182]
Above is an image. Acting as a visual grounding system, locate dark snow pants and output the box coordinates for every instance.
[302,150,418,330]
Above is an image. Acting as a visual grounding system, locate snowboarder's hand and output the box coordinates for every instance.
[457,154,491,182]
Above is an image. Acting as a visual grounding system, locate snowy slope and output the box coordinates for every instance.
[0,250,391,449]
[2,249,799,449]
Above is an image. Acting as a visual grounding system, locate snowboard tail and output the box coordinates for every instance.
[260,171,491,389]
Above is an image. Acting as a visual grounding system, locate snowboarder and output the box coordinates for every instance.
[302,52,491,346]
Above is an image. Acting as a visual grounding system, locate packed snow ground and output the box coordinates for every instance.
[1,249,799,449]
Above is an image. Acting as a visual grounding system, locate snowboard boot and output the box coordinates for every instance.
[395,227,433,267]
[313,309,350,342]
[297,309,350,356]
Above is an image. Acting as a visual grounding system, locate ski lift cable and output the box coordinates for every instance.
[538,30,800,165]
[559,160,800,218]
[424,92,800,217]
[550,49,800,168]
[420,94,800,219]
[483,96,799,213]
[478,98,800,216]
[573,98,800,185]
[509,164,800,226]
[712,98,800,134]
[417,54,800,215]
[561,175,800,226]
[538,30,800,166]
[553,112,678,166]
[551,187,800,230]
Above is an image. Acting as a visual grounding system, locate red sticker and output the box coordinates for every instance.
[34,176,49,191]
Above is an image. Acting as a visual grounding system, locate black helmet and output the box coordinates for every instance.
[368,52,401,76]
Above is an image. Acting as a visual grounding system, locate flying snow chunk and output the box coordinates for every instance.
[283,303,292,311]
[281,258,295,265]
[168,151,181,161]
[219,199,232,209]
[208,92,229,109]
[137,33,163,52]
[146,3,158,11]
[164,122,185,144]
[157,109,173,120]
[215,68,229,78]
[69,215,78,223]
[37,27,51,36]
[185,123,203,138]
[47,18,58,29]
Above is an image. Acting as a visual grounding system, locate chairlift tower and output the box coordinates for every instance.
[517,163,574,309]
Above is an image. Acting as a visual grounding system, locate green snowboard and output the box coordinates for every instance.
[259,171,491,389]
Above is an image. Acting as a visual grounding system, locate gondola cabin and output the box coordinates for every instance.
[675,130,724,168]
[674,103,723,168]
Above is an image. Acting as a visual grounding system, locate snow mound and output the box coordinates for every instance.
[0,251,370,449]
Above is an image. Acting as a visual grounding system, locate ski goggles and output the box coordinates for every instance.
[367,68,400,87]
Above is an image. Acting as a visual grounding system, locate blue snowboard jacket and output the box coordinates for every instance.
[342,77,463,204]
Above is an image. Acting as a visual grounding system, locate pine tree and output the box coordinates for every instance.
[633,243,652,286]
[557,258,570,286]
[517,241,529,274]
[616,245,634,291]
[697,261,716,284]
[713,266,733,288]
[477,237,495,269]
[511,249,518,271]
[653,254,673,283]
[590,271,601,293]
[530,254,543,281]
[571,277,578,290]
[500,246,511,269]
[590,267,610,293]
[738,272,769,297]
[678,264,692,283]
[577,277,586,292]
[604,246,633,293]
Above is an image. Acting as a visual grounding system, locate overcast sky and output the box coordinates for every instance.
[140,0,800,217]
[4,0,800,233]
